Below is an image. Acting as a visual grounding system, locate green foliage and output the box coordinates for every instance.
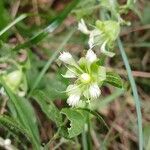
[105,71,123,88]
[0,0,10,40]
[12,0,81,51]
[143,124,150,150]
[0,79,41,150]
[0,14,27,37]
[0,0,145,149]
[32,90,63,127]
[0,115,30,142]
[61,108,87,138]
[117,38,143,150]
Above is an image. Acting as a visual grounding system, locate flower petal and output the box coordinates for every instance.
[62,69,77,78]
[67,94,80,107]
[101,41,115,57]
[89,83,101,99]
[88,29,102,49]
[86,50,97,63]
[78,19,90,34]
[59,52,75,64]
[66,84,80,96]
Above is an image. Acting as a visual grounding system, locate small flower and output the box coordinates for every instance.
[59,50,106,107]
[89,83,101,99]
[59,52,75,65]
[86,50,97,63]
[78,19,120,57]
[78,19,90,34]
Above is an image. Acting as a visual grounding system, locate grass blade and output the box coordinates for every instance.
[13,0,81,51]
[0,14,27,37]
[117,38,143,150]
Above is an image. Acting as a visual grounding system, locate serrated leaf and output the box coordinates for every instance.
[105,71,123,88]
[32,90,63,127]
[61,108,87,138]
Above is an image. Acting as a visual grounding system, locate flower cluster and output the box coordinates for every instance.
[78,19,120,57]
[59,50,106,107]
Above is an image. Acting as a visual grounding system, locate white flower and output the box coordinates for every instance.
[78,19,90,34]
[59,52,75,65]
[89,83,101,99]
[67,94,80,107]
[86,50,97,63]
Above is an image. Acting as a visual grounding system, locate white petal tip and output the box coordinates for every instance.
[86,50,97,63]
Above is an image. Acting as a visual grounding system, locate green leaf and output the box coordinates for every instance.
[13,0,81,51]
[0,79,41,150]
[0,0,10,40]
[0,115,31,142]
[32,90,63,127]
[61,108,87,138]
[105,71,123,88]
[77,108,109,130]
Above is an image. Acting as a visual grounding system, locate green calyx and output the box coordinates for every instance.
[95,20,120,42]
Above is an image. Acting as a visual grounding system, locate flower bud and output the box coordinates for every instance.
[78,19,90,34]
[59,52,75,65]
[3,70,23,91]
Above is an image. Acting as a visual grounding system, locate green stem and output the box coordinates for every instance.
[82,113,92,150]
[117,38,143,150]
[82,127,88,150]
[87,115,92,150]
[44,130,59,150]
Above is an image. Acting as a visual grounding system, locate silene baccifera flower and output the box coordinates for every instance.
[1,69,27,97]
[59,50,106,107]
[78,19,120,57]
